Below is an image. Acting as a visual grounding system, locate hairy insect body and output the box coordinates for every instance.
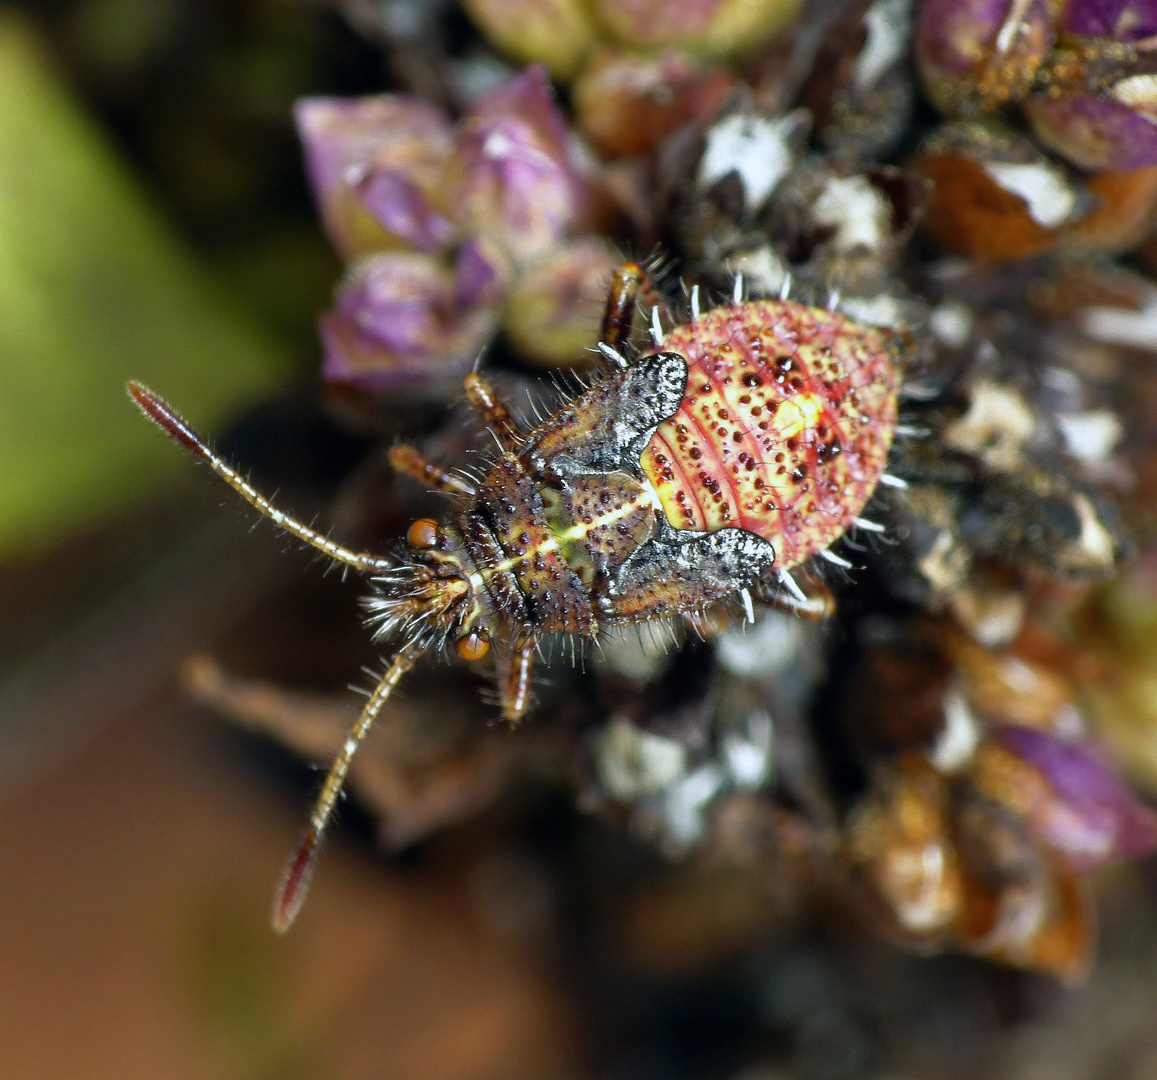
[457,453,600,636]
[641,301,900,569]
[127,267,902,931]
[448,349,767,640]
[541,472,659,587]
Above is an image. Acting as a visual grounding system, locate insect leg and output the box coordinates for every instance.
[463,373,524,453]
[599,261,669,354]
[128,381,394,573]
[388,444,477,498]
[498,635,537,724]
[272,640,426,932]
[183,654,357,734]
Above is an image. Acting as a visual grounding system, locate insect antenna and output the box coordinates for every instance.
[273,640,426,933]
[127,381,393,574]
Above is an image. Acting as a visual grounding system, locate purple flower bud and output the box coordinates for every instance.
[320,252,499,393]
[916,0,1054,116]
[296,96,456,258]
[454,238,510,310]
[455,66,589,267]
[357,170,456,254]
[1063,0,1157,40]
[996,725,1157,871]
[1025,86,1157,171]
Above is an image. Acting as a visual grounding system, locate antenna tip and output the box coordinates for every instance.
[126,380,206,455]
[272,827,320,934]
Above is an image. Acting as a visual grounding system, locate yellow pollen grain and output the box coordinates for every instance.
[774,392,823,439]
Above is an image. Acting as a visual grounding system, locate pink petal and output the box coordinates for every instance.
[1063,0,1157,40]
[295,96,456,258]
[321,252,498,394]
[998,725,1157,871]
[1025,91,1157,171]
[456,66,588,266]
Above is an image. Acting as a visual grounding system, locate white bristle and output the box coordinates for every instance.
[819,548,852,569]
[650,306,664,346]
[740,588,755,624]
[778,569,807,603]
[900,382,940,401]
[690,284,701,321]
[597,342,628,368]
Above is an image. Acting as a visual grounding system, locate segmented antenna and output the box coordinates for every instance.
[272,640,425,932]
[128,379,428,930]
[127,382,393,573]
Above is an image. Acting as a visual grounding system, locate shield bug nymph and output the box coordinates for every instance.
[128,260,901,931]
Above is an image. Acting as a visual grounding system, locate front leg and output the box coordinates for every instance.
[599,527,778,623]
[494,634,537,724]
[389,444,477,498]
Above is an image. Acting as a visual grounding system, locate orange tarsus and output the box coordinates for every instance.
[463,374,523,453]
[389,444,476,498]
[501,638,536,723]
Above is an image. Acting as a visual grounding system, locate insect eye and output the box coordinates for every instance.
[406,518,440,549]
[455,630,490,662]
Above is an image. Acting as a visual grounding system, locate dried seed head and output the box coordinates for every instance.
[915,0,1054,116]
[573,48,735,159]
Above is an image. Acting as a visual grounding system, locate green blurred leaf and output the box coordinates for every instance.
[0,12,294,559]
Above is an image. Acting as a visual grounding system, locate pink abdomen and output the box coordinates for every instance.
[640,300,900,570]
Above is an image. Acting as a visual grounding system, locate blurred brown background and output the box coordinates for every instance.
[0,3,573,1076]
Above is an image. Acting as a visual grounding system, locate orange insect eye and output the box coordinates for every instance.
[455,631,490,662]
[406,518,439,549]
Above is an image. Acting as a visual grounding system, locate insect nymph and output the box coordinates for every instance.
[129,261,900,931]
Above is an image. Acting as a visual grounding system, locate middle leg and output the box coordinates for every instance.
[464,373,523,453]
